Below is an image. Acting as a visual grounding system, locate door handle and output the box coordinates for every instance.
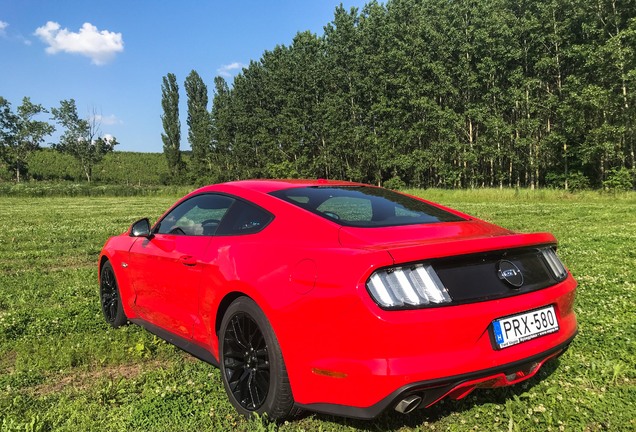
[179,255,197,266]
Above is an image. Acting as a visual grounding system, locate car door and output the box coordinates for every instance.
[190,198,275,347]
[128,194,235,339]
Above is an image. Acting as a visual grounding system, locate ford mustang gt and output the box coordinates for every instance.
[98,179,577,419]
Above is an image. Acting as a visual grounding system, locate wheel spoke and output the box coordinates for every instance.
[231,318,248,349]
[100,293,110,309]
[237,370,251,405]
[248,324,260,346]
[227,367,243,390]
[224,357,245,369]
[108,302,117,321]
[254,370,269,396]
[224,348,245,359]
[247,372,261,409]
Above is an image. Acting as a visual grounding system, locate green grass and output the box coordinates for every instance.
[0,190,634,431]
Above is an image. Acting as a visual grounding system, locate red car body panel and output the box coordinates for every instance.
[99,179,577,417]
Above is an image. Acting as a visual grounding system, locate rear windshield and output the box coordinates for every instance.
[270,186,466,227]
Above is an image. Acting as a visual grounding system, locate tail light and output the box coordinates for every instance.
[541,247,568,281]
[366,264,451,309]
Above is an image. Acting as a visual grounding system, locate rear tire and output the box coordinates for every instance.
[219,297,295,420]
[99,261,127,328]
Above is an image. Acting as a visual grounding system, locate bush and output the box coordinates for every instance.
[0,161,13,181]
[544,171,590,191]
[383,175,406,190]
[603,167,634,192]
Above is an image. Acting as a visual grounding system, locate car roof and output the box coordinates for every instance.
[196,179,369,194]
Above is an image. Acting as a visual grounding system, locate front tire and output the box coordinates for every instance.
[99,261,127,328]
[219,297,295,420]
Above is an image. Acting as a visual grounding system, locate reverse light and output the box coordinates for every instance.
[541,247,568,281]
[366,264,451,308]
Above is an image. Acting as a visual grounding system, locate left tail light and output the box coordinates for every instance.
[366,264,451,309]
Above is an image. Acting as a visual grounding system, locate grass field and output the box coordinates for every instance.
[0,189,634,431]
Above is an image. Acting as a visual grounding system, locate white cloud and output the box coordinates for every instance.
[0,21,32,44]
[34,21,123,65]
[92,114,122,126]
[217,62,245,78]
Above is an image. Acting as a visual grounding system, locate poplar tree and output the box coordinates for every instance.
[211,76,234,180]
[161,73,183,181]
[185,70,211,179]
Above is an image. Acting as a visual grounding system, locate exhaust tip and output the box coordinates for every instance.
[395,395,422,414]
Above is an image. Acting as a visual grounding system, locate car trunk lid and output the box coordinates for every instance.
[338,220,557,264]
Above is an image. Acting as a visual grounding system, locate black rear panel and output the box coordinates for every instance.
[432,247,559,304]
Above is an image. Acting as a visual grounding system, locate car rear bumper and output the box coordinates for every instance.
[281,275,577,417]
[295,334,575,419]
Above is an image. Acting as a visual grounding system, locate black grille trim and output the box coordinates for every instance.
[432,245,561,305]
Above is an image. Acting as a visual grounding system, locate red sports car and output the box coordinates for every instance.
[98,179,577,419]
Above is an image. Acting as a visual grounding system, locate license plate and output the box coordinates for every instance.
[492,305,559,349]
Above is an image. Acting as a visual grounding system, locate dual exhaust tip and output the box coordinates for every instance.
[394,395,422,414]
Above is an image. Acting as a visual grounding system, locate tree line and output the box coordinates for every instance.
[3,0,635,190]
[18,149,173,185]
[164,0,635,190]
[0,97,117,182]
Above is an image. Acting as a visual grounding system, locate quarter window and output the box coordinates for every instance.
[216,200,274,235]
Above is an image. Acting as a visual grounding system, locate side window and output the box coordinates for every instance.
[156,194,234,236]
[216,200,273,235]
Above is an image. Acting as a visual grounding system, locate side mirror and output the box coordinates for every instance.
[130,218,152,238]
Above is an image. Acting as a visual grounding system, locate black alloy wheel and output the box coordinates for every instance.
[219,297,295,419]
[223,311,270,409]
[99,261,127,328]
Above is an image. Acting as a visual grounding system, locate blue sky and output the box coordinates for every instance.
[0,0,368,152]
